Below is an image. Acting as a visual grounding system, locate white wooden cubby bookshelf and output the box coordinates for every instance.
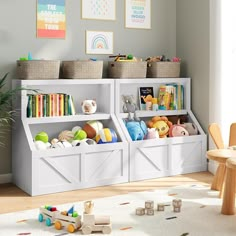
[115,78,207,181]
[12,78,207,196]
[12,79,128,196]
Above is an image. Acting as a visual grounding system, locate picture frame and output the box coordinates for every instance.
[86,31,114,55]
[82,0,116,20]
[125,0,151,29]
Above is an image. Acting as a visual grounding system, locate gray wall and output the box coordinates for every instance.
[0,0,177,176]
[176,0,210,132]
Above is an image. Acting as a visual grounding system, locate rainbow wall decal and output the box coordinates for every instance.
[91,34,109,49]
[37,0,66,39]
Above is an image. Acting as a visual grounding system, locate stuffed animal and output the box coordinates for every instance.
[124,120,148,141]
[147,116,172,138]
[122,95,138,113]
[183,122,198,135]
[169,124,189,137]
[145,128,159,139]
[81,99,97,115]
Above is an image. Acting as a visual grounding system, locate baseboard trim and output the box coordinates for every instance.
[0,173,12,184]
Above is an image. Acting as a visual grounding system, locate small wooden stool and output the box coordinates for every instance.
[221,157,236,215]
[206,149,231,194]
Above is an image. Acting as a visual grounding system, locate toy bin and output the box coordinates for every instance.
[16,60,60,80]
[108,61,147,78]
[147,62,180,78]
[61,61,103,79]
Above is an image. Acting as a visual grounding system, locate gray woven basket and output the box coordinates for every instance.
[147,62,180,78]
[62,61,103,79]
[108,61,147,78]
[16,60,60,80]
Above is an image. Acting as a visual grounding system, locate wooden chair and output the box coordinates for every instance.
[229,122,236,147]
[208,123,226,192]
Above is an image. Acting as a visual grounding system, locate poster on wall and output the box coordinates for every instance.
[86,31,113,54]
[82,0,116,20]
[37,0,66,39]
[125,0,151,29]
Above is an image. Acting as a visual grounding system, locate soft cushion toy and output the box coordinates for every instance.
[169,124,189,137]
[124,120,148,141]
[145,128,159,139]
[147,116,172,138]
[122,94,138,113]
[183,122,198,135]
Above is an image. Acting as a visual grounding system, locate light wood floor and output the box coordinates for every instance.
[0,171,213,214]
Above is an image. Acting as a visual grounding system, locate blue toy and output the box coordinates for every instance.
[95,128,118,144]
[124,120,148,141]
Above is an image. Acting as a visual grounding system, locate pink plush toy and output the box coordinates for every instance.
[145,128,159,139]
[169,123,189,137]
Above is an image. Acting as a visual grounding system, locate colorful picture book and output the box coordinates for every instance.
[139,87,154,110]
[26,93,76,118]
[158,84,184,110]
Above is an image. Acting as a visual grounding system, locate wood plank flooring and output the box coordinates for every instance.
[0,171,213,214]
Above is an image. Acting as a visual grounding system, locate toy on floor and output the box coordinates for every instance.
[135,200,154,216]
[157,203,165,211]
[81,200,112,235]
[38,205,60,226]
[172,199,182,212]
[54,205,81,233]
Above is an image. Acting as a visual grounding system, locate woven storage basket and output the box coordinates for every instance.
[62,61,103,79]
[16,60,60,80]
[108,61,147,78]
[147,62,180,78]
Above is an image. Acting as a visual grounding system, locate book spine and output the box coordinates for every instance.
[42,94,47,117]
[26,94,33,118]
[64,94,68,116]
[32,95,36,117]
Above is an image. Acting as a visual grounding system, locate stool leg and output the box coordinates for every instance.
[221,167,236,215]
[211,163,226,191]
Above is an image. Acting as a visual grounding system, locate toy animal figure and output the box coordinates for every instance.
[122,94,140,121]
[183,122,198,135]
[169,124,189,137]
[81,99,97,115]
[124,120,147,141]
[145,128,159,139]
[147,116,172,138]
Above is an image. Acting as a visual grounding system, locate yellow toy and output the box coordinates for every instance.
[146,116,172,138]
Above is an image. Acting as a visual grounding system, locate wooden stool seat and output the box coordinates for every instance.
[206,149,236,193]
[221,157,236,215]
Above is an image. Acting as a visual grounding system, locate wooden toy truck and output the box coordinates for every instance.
[81,214,112,235]
[54,213,81,233]
[38,206,60,226]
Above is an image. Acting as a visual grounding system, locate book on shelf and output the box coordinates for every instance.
[26,93,76,118]
[139,87,154,110]
[157,84,184,110]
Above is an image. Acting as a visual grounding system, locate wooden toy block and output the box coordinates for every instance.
[81,213,112,234]
[146,208,154,215]
[136,207,145,216]
[145,200,154,209]
[157,204,165,211]
[172,199,182,213]
[84,200,94,214]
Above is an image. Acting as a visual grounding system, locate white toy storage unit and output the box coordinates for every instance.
[12,79,128,196]
[115,78,207,181]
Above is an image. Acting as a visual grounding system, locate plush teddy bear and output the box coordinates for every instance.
[146,116,172,138]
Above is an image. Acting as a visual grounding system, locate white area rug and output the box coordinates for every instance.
[1,184,236,236]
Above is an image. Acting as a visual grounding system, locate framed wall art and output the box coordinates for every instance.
[82,0,116,20]
[37,0,66,39]
[125,0,151,29]
[86,31,113,54]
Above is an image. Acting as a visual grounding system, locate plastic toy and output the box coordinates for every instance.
[95,128,118,144]
[38,206,60,226]
[147,116,172,138]
[35,131,49,143]
[74,129,87,140]
[81,214,112,235]
[83,120,103,139]
[58,130,74,142]
[81,99,97,115]
[124,120,147,141]
[169,123,189,137]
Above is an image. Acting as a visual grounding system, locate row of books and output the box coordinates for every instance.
[139,84,184,111]
[27,93,76,118]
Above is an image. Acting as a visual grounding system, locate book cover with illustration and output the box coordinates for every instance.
[139,87,154,110]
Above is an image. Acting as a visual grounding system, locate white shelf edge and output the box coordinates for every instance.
[24,113,111,124]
